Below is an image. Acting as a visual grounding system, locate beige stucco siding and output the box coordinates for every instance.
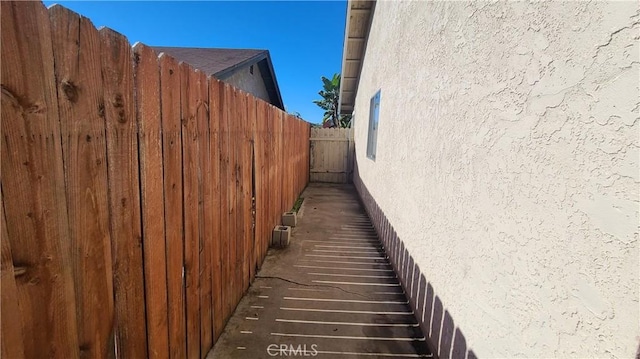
[352,1,639,357]
[222,63,271,103]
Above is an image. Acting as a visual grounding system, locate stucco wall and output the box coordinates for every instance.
[351,1,639,357]
[221,63,271,103]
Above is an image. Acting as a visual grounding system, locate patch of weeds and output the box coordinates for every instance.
[291,197,304,212]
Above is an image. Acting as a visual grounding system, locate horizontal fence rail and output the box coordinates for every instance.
[0,2,310,358]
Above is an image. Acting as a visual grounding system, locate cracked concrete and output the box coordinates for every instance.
[207,184,431,358]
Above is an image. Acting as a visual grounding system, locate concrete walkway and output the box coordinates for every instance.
[207,184,431,358]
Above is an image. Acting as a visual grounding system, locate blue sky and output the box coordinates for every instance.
[42,1,348,124]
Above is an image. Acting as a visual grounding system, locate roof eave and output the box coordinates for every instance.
[214,50,267,79]
[259,51,285,110]
[338,0,376,116]
[215,50,285,111]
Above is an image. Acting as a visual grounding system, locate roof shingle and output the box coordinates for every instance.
[152,46,266,77]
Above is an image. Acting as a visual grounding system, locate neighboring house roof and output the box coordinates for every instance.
[338,0,376,115]
[153,46,285,110]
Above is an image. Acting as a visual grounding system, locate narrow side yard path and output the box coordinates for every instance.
[208,184,431,358]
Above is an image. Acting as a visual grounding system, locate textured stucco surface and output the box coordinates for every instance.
[351,1,639,357]
[222,63,271,103]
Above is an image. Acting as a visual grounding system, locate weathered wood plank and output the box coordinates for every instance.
[246,95,255,285]
[159,53,187,359]
[100,26,148,359]
[308,123,311,182]
[294,120,298,193]
[133,42,169,359]
[282,114,288,211]
[288,117,293,206]
[195,69,213,357]
[209,78,224,341]
[237,91,245,293]
[267,106,277,243]
[275,110,284,215]
[1,191,25,359]
[238,89,246,301]
[281,112,287,212]
[233,89,242,300]
[248,96,259,278]
[299,121,303,191]
[291,119,296,199]
[219,83,232,324]
[286,116,292,209]
[242,91,249,295]
[1,2,80,357]
[180,62,201,359]
[253,100,262,269]
[256,101,267,266]
[49,6,116,359]
[263,103,272,263]
[298,120,304,192]
[229,87,240,308]
[275,108,282,223]
[238,92,249,294]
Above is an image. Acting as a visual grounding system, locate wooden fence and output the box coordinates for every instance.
[0,2,310,358]
[309,128,354,183]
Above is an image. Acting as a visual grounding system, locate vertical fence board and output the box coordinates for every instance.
[292,119,296,197]
[241,93,251,293]
[278,114,282,211]
[265,107,273,252]
[287,117,292,207]
[294,120,299,194]
[234,90,244,298]
[282,115,288,210]
[228,87,236,310]
[255,101,264,266]
[241,94,249,289]
[290,117,295,206]
[299,120,304,192]
[100,27,148,359]
[239,90,248,296]
[1,191,25,359]
[268,107,276,228]
[209,78,224,341]
[267,107,277,242]
[219,83,232,324]
[238,92,246,290]
[291,117,296,205]
[196,69,213,357]
[276,111,284,215]
[298,120,302,192]
[279,112,284,210]
[133,43,169,359]
[0,2,80,358]
[247,95,255,284]
[251,99,258,279]
[180,62,201,359]
[248,96,258,279]
[159,53,187,359]
[49,6,115,359]
[230,88,240,307]
[261,102,270,265]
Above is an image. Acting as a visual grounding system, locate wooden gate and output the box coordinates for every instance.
[309,128,354,183]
